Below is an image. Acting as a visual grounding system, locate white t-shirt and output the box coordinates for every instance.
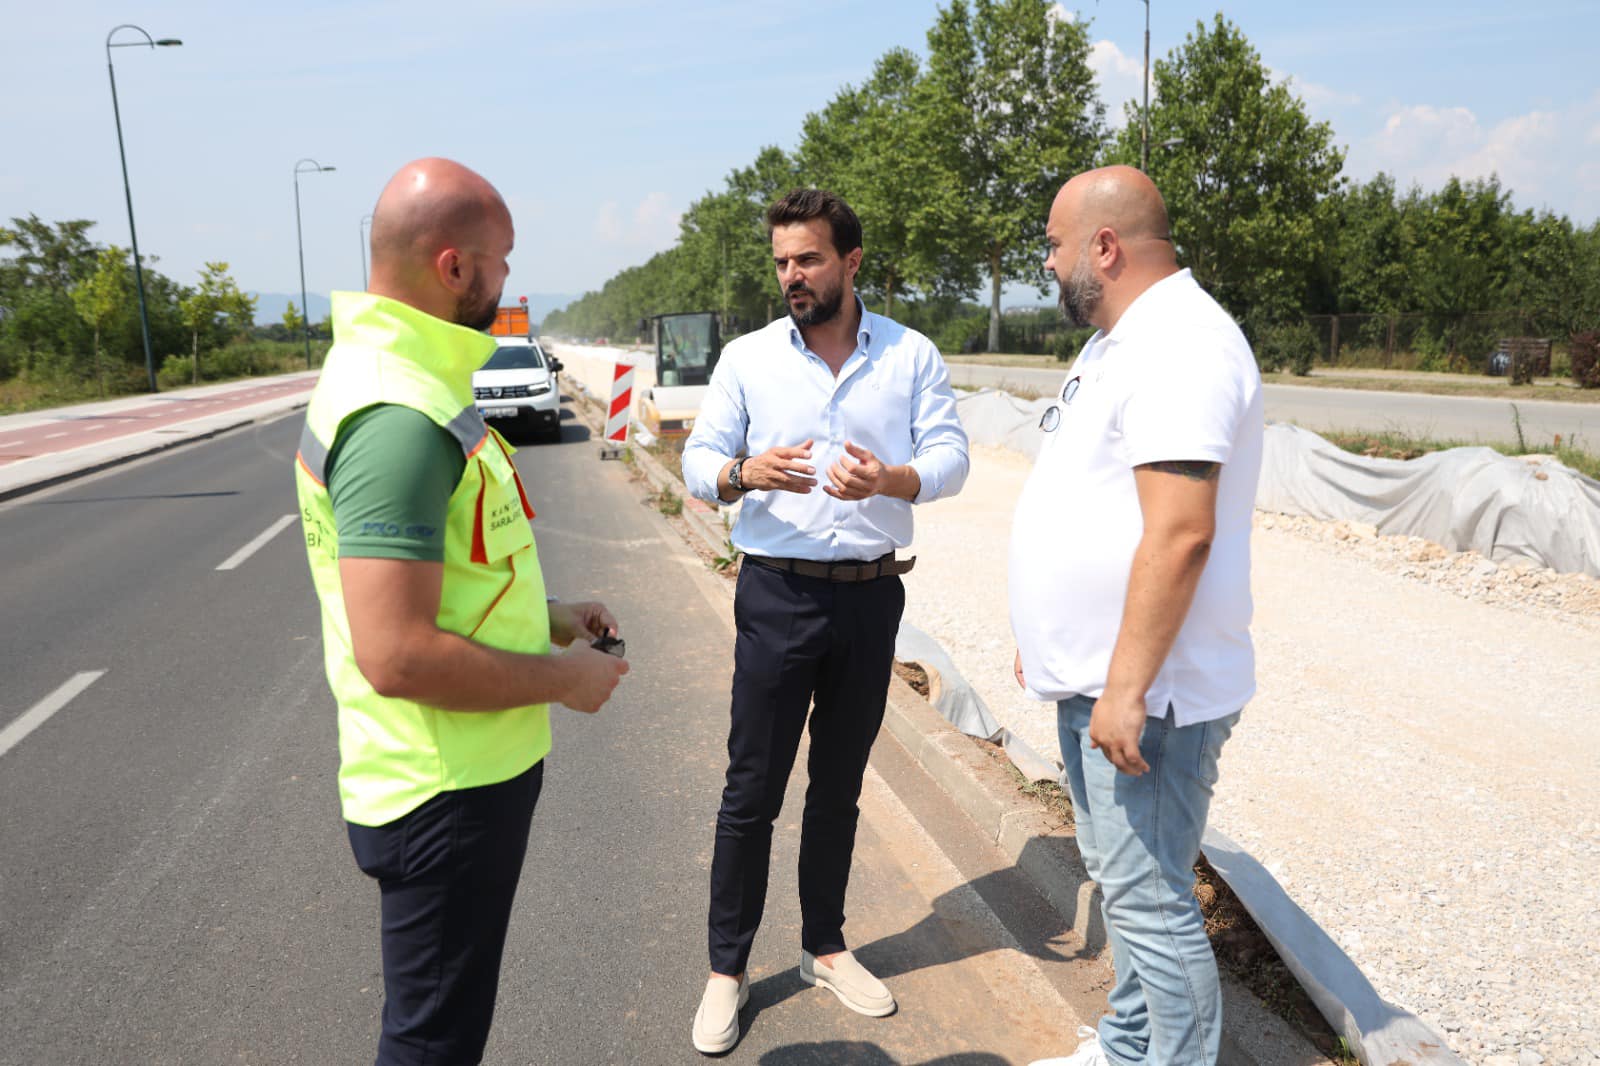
[1007,269,1264,726]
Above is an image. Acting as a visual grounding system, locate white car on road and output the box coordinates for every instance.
[472,338,562,443]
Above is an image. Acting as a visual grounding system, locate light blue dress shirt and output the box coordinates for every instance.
[682,299,969,563]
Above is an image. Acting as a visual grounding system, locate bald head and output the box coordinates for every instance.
[1045,165,1178,331]
[1052,165,1172,249]
[367,157,513,328]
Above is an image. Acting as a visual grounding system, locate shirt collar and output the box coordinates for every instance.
[787,295,873,354]
[1102,268,1194,347]
[331,290,498,378]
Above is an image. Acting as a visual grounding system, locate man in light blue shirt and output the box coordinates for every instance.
[683,189,968,1054]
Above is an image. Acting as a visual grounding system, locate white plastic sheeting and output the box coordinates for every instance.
[1258,422,1600,579]
[893,623,1060,783]
[953,387,1600,578]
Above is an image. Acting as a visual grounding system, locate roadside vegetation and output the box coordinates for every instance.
[1320,425,1600,481]
[0,215,331,415]
[543,4,1597,388]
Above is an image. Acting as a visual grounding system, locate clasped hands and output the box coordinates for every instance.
[738,439,895,501]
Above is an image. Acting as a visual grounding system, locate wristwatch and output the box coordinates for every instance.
[727,457,750,493]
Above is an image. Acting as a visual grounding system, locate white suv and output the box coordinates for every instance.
[473,338,562,443]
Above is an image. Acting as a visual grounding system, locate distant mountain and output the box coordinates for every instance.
[250,291,578,327]
[251,291,331,326]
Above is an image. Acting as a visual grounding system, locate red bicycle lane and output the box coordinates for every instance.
[0,378,315,468]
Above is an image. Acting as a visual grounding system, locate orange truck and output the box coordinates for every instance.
[489,297,532,339]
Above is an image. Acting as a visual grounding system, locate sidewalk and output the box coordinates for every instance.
[0,373,318,502]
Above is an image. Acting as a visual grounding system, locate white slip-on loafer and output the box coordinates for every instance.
[692,974,749,1055]
[1029,1025,1109,1065]
[799,950,896,1017]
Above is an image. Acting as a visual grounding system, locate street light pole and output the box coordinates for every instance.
[1140,0,1151,172]
[359,214,373,290]
[293,158,335,369]
[106,25,181,393]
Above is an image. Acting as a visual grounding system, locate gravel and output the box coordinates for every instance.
[904,443,1600,1066]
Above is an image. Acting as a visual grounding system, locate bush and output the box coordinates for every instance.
[1052,326,1095,361]
[157,354,193,389]
[1571,331,1600,389]
[1253,320,1318,376]
[933,313,988,356]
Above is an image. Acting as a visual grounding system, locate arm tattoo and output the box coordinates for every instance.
[1145,460,1220,482]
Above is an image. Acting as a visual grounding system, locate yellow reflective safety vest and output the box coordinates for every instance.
[295,291,550,827]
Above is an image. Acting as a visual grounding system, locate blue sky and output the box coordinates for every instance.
[2,1,1594,316]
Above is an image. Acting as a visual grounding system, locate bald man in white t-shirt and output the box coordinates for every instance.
[1011,166,1264,1066]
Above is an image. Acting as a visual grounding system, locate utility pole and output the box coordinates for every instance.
[1140,0,1151,172]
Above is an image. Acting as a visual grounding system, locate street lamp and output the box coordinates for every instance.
[1139,0,1151,172]
[359,213,373,290]
[293,158,335,369]
[106,25,181,393]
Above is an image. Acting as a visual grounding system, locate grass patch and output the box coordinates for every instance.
[1316,426,1600,480]
[0,340,324,416]
[641,434,686,483]
[652,485,683,516]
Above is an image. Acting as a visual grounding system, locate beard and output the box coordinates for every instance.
[787,278,844,328]
[455,271,501,332]
[1056,252,1101,329]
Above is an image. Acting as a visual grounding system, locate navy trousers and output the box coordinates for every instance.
[347,760,544,1066]
[707,561,905,976]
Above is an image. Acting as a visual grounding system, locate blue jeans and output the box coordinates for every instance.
[1057,695,1239,1066]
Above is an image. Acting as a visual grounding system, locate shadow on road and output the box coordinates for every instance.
[759,1042,1009,1065]
[751,850,1097,1021]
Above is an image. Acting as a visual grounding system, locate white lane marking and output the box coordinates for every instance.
[0,439,22,448]
[0,671,106,759]
[216,514,297,571]
[44,431,70,439]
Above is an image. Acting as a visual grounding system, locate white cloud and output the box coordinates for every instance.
[1352,93,1600,221]
[595,200,625,243]
[593,191,682,249]
[1047,3,1076,24]
[1089,38,1145,128]
[1269,69,1361,110]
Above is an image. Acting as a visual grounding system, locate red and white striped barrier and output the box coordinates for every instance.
[602,360,634,455]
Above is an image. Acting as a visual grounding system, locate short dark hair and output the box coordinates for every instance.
[765,188,863,257]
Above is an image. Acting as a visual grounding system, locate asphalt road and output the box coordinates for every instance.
[0,399,1108,1065]
[946,363,1600,444]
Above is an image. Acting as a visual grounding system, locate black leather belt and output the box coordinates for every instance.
[743,552,916,583]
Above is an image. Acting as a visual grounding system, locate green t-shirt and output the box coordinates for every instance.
[327,404,466,561]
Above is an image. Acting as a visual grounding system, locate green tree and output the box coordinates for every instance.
[282,299,305,337]
[919,0,1105,350]
[1115,14,1345,331]
[179,262,257,383]
[677,147,800,327]
[797,48,966,317]
[0,216,100,378]
[70,246,132,397]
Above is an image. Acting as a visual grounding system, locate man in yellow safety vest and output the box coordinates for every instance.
[295,157,629,1065]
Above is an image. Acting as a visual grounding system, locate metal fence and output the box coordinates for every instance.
[1302,312,1556,373]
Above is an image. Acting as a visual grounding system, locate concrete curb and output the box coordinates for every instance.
[0,387,314,503]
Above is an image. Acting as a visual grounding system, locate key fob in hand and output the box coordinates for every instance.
[590,634,626,657]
